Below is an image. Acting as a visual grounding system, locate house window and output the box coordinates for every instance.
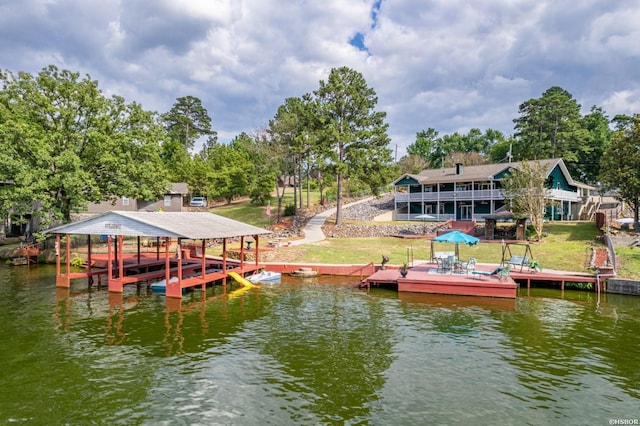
[424,205,433,214]
[122,197,129,206]
[164,195,172,207]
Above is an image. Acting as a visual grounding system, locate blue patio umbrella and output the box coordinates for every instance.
[432,230,479,258]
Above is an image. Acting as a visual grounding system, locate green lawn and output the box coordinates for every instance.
[613,246,640,278]
[270,229,601,273]
[212,191,322,226]
[211,197,639,277]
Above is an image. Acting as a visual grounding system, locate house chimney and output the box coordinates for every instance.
[455,163,463,175]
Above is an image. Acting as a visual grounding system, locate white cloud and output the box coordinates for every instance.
[601,90,640,117]
[0,0,638,157]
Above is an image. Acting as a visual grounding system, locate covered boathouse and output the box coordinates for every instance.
[45,211,272,299]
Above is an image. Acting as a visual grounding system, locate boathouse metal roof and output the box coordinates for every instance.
[44,211,272,239]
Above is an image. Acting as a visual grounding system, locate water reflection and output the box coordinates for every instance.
[2,266,640,424]
[255,279,397,423]
[398,293,514,336]
[51,278,273,357]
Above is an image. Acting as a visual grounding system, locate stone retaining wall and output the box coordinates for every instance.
[607,278,640,296]
[225,249,278,262]
[322,223,436,238]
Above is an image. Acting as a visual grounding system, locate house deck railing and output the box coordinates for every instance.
[395,189,503,202]
[396,188,579,203]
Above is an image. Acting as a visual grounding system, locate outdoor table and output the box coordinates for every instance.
[434,251,455,259]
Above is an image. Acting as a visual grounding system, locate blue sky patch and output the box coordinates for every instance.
[349,32,368,53]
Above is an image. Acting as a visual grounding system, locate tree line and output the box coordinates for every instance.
[402,86,640,224]
[402,87,638,184]
[1,65,639,237]
[0,65,395,236]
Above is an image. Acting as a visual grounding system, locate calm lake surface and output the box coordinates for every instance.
[1,265,639,425]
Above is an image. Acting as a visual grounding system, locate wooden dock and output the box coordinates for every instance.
[59,252,260,297]
[362,264,518,298]
[12,243,40,265]
[360,262,599,299]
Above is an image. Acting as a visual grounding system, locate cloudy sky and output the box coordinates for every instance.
[1,0,639,156]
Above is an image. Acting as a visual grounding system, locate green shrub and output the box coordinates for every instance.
[526,225,538,239]
[565,282,593,290]
[70,256,85,268]
[284,204,296,216]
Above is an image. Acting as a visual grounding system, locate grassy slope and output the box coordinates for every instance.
[209,196,640,277]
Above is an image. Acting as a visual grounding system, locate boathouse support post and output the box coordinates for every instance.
[107,235,126,293]
[200,239,206,291]
[165,238,183,299]
[177,239,183,291]
[118,235,124,285]
[222,239,227,286]
[86,235,92,270]
[54,234,71,288]
[255,235,259,268]
[65,233,71,284]
[240,236,245,272]
[107,236,113,289]
[55,234,60,278]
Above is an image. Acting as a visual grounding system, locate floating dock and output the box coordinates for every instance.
[362,263,518,298]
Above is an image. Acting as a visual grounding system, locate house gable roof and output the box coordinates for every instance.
[44,211,272,239]
[392,174,422,185]
[395,158,593,189]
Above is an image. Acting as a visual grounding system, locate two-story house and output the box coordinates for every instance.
[392,159,592,222]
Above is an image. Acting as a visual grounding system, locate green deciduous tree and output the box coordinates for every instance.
[160,139,193,183]
[576,106,612,183]
[229,132,274,206]
[271,96,315,212]
[600,115,640,226]
[398,154,428,175]
[267,97,306,219]
[313,66,392,226]
[186,154,213,198]
[407,128,439,163]
[205,141,252,204]
[408,127,503,168]
[0,66,168,232]
[612,114,634,131]
[501,161,549,240]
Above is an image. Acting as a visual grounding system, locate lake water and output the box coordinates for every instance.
[1,265,639,425]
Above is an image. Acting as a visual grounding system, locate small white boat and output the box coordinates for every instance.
[150,276,179,293]
[246,270,281,283]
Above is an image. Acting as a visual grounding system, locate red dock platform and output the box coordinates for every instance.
[362,262,600,299]
[363,264,518,298]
